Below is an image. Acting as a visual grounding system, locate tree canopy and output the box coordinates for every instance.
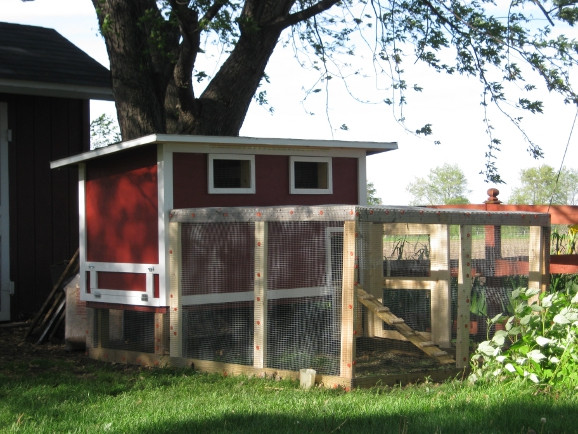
[508,164,578,205]
[406,163,471,205]
[92,1,578,180]
[366,181,383,205]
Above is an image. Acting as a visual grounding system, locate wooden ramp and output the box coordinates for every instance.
[356,287,455,365]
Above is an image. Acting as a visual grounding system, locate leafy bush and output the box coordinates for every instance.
[469,285,578,389]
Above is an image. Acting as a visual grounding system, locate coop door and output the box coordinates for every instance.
[0,103,11,321]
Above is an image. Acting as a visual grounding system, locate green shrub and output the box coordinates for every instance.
[469,285,578,389]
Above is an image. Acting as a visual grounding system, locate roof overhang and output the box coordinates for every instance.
[51,134,398,169]
[0,78,114,101]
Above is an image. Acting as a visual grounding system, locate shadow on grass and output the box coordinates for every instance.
[134,400,575,434]
[131,400,574,434]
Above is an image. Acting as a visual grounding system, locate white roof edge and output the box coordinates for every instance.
[50,134,398,169]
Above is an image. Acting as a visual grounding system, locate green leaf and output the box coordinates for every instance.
[492,331,507,346]
[527,349,546,363]
[504,363,516,373]
[477,341,497,357]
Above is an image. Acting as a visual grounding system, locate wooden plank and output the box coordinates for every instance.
[456,225,473,369]
[340,221,357,379]
[429,203,576,225]
[168,222,182,358]
[550,254,578,274]
[356,287,454,365]
[253,221,268,369]
[383,277,435,290]
[154,312,168,356]
[529,225,548,298]
[363,223,384,337]
[24,249,79,339]
[353,367,467,388]
[378,329,431,342]
[383,223,441,236]
[88,348,353,390]
[430,225,451,348]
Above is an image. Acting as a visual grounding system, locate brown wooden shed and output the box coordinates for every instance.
[0,22,112,321]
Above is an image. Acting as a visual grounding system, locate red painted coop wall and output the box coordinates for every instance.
[84,146,159,292]
[172,153,359,208]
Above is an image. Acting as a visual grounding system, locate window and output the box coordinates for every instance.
[208,154,255,194]
[290,156,332,194]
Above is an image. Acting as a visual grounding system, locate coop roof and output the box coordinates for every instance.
[0,22,112,100]
[50,134,398,168]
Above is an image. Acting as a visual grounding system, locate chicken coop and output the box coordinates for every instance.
[83,204,549,388]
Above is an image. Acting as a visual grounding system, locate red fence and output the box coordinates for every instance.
[429,189,578,275]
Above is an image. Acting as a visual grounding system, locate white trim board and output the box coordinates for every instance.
[51,134,398,169]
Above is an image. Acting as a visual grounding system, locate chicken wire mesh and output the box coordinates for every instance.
[86,205,549,385]
[86,307,167,354]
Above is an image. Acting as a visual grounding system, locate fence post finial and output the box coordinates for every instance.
[484,188,502,204]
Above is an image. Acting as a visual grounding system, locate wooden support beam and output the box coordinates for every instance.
[169,221,183,358]
[88,348,352,389]
[430,224,451,348]
[340,221,357,379]
[363,223,384,337]
[154,313,168,356]
[529,225,549,301]
[456,225,473,369]
[253,221,268,369]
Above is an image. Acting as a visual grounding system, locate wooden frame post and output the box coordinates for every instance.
[169,221,183,358]
[96,308,110,349]
[340,221,357,380]
[154,312,168,356]
[254,221,268,369]
[529,225,549,295]
[364,223,384,337]
[430,224,451,348]
[456,225,473,368]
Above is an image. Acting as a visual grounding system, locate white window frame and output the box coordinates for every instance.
[289,156,333,194]
[208,154,255,194]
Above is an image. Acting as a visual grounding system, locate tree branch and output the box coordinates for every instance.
[275,0,340,29]
[201,0,229,24]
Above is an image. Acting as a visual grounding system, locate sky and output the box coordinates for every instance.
[2,0,577,205]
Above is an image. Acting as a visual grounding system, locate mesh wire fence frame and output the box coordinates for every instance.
[86,205,549,386]
[86,307,169,355]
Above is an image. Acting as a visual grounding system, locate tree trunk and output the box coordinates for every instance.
[92,0,338,140]
[92,0,180,140]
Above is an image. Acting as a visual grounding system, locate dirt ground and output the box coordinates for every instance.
[0,324,87,366]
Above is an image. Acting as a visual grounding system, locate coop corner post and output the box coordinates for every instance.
[363,222,384,338]
[456,225,473,369]
[340,220,357,381]
[430,224,451,348]
[169,220,183,358]
[254,221,268,369]
[528,225,549,297]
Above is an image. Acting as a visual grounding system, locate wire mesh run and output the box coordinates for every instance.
[86,205,550,387]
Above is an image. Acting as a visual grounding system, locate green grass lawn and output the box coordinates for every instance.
[1,355,576,433]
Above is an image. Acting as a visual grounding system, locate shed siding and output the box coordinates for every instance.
[172,153,359,208]
[1,93,88,319]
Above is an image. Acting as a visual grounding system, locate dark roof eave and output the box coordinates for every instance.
[0,79,114,101]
